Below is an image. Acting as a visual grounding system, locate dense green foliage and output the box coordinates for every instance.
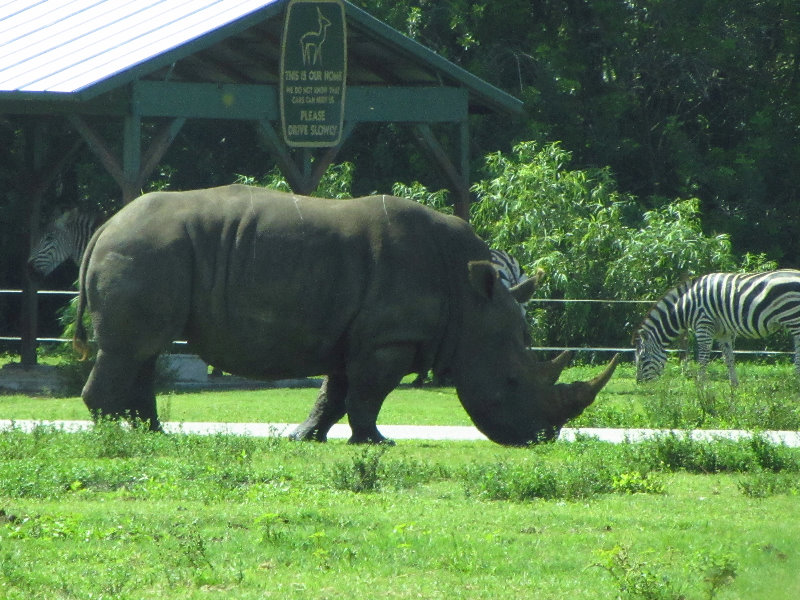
[353,1,800,264]
[469,141,771,347]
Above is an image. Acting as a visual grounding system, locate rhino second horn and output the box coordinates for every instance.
[535,350,574,385]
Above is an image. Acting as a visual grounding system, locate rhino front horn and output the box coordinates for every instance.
[557,353,620,415]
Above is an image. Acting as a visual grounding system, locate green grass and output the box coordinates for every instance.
[0,385,472,426]
[1,425,799,599]
[3,357,800,431]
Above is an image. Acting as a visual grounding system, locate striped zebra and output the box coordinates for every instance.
[633,270,800,386]
[28,209,98,278]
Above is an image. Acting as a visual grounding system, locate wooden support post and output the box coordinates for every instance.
[138,118,186,189]
[255,120,307,192]
[69,115,185,203]
[68,115,125,187]
[121,113,142,202]
[19,122,47,366]
[457,119,471,220]
[255,120,355,195]
[19,122,84,367]
[412,123,471,220]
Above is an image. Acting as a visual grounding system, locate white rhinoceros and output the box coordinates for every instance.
[74,185,616,445]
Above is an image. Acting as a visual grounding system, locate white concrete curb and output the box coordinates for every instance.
[1,419,799,446]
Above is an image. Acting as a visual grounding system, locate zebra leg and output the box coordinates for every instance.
[719,339,739,387]
[793,335,800,380]
[694,327,714,385]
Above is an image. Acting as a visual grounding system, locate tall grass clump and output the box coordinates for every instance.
[620,432,800,475]
[595,545,738,600]
[329,446,450,493]
[463,441,664,501]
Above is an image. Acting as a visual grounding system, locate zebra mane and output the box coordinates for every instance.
[632,276,697,343]
[46,207,101,230]
[52,208,76,227]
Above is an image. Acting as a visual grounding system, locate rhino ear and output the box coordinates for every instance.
[468,260,499,300]
[510,278,537,304]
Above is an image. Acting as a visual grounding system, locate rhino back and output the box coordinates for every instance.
[86,185,482,379]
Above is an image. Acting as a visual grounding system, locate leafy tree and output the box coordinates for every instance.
[355,1,800,264]
[469,141,750,349]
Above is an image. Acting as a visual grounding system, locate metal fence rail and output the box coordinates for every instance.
[1,288,795,358]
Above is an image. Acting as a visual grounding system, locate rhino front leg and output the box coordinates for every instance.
[344,345,415,445]
[289,374,348,442]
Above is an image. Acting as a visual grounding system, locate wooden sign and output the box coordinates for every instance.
[280,0,347,147]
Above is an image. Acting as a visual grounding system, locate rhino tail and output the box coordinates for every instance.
[72,225,103,361]
[73,316,90,361]
[73,267,90,361]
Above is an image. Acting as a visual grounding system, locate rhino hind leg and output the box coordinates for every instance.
[82,351,139,422]
[289,374,348,442]
[82,350,162,431]
[127,355,161,431]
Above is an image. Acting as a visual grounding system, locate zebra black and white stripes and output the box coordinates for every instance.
[633,270,800,386]
[28,209,98,278]
[489,248,528,287]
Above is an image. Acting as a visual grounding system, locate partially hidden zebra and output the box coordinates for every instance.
[489,248,545,311]
[412,249,542,386]
[28,209,99,279]
[633,270,800,386]
[489,248,528,288]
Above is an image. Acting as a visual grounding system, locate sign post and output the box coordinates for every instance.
[280,0,347,148]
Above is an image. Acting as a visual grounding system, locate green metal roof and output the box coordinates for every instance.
[0,0,522,115]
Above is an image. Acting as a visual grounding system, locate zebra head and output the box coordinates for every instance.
[633,328,667,383]
[28,209,97,279]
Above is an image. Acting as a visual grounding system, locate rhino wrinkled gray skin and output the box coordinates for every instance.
[74,185,617,445]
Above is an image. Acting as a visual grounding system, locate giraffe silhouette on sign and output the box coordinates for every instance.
[300,7,332,66]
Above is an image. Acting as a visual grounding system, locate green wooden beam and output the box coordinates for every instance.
[132,81,279,120]
[3,82,470,123]
[131,81,467,123]
[346,86,467,122]
[0,89,129,116]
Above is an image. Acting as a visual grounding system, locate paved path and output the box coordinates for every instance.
[2,419,799,446]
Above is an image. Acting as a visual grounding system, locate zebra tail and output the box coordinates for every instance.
[73,224,103,361]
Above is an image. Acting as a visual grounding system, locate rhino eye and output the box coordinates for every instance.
[506,376,520,389]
